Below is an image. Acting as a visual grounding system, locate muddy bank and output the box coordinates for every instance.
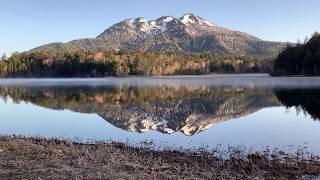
[0,136,319,179]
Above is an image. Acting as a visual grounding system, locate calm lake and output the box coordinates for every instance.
[1,74,320,153]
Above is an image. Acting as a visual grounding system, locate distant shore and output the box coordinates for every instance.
[0,73,271,79]
[0,136,319,179]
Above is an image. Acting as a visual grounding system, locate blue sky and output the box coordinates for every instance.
[0,0,319,55]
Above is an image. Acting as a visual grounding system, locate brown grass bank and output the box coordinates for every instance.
[0,136,319,179]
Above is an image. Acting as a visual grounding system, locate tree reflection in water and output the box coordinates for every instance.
[274,88,320,120]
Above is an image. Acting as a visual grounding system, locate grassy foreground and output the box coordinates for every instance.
[0,136,319,179]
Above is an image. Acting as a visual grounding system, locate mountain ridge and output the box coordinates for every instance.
[31,13,286,55]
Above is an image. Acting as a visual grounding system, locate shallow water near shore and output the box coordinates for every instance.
[0,74,320,153]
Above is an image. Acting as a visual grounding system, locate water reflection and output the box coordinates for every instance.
[0,85,281,136]
[275,89,320,120]
[1,84,320,137]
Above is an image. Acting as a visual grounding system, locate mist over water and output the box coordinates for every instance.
[2,74,320,88]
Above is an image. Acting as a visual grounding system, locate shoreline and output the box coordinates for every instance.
[0,73,270,79]
[1,73,320,79]
[0,135,319,179]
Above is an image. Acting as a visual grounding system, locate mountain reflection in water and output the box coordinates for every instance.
[0,85,319,136]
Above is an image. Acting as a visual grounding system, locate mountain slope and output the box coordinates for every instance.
[32,14,285,55]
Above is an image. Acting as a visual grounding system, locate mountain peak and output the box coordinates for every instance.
[135,17,147,22]
[180,13,215,26]
[180,13,198,24]
[124,17,147,24]
[181,13,197,18]
[156,16,175,23]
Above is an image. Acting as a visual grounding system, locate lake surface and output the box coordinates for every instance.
[1,74,320,153]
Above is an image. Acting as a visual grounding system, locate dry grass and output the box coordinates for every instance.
[0,135,319,179]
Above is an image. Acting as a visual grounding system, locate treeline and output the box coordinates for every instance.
[273,32,320,76]
[0,49,273,77]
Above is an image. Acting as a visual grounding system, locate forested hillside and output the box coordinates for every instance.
[0,49,273,77]
[273,32,320,76]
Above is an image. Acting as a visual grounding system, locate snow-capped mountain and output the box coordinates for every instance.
[32,14,285,55]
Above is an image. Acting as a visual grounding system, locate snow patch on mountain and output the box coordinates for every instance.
[180,14,216,26]
[162,16,174,22]
[202,19,216,26]
[180,14,196,24]
[125,16,176,35]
